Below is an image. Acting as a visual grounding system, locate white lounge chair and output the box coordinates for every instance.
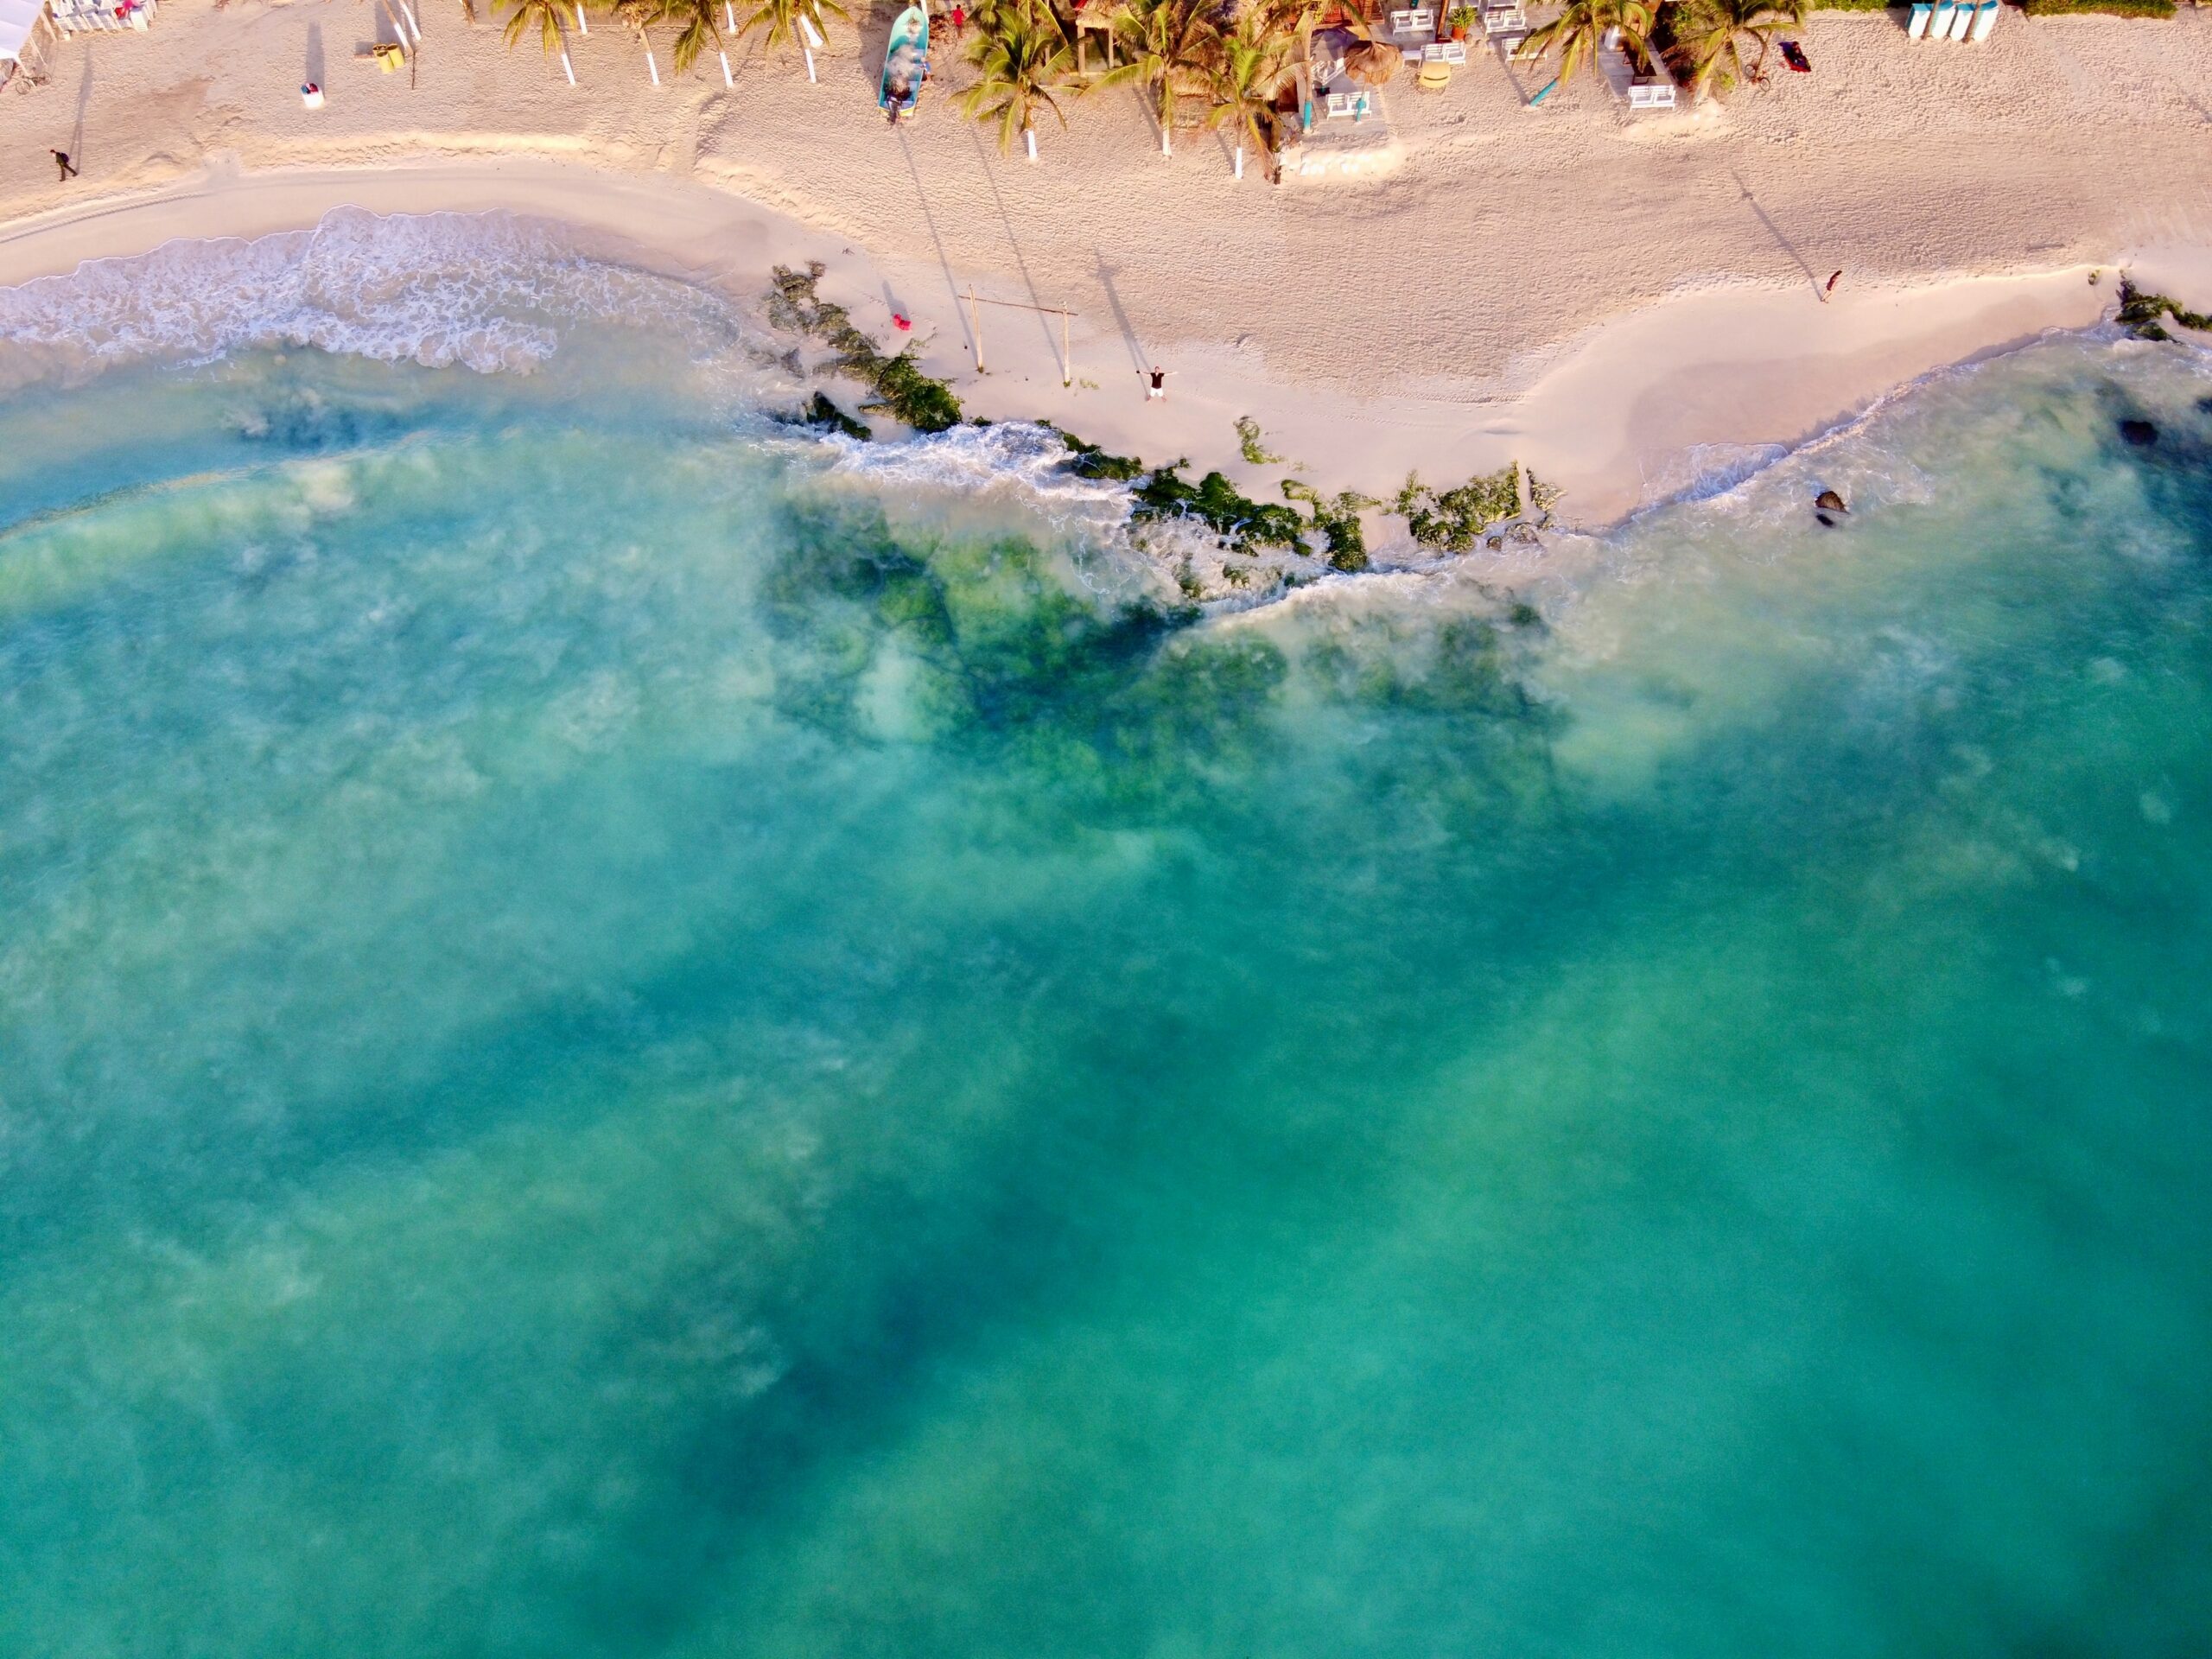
[1906,2,1932,36]
[1388,7,1434,37]
[1928,1,1955,35]
[1424,40,1467,62]
[1968,0,1998,40]
[1325,90,1352,117]
[1627,76,1675,108]
[1946,0,1974,38]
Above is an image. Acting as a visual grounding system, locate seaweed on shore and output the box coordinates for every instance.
[779,391,872,442]
[2117,278,2212,342]
[1394,465,1526,553]
[1133,462,1307,550]
[766,263,964,433]
[1236,416,1282,466]
[1046,425,1148,481]
[1046,429,1305,552]
[1282,480,1379,572]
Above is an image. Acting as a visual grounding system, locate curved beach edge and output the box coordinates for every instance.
[0,153,2196,534]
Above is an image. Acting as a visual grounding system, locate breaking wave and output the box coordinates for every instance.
[0,206,738,377]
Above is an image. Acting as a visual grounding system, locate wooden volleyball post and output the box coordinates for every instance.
[960,293,1077,388]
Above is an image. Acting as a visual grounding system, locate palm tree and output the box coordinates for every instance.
[650,0,734,77]
[957,0,1073,162]
[610,0,667,81]
[1203,17,1295,181]
[1091,0,1219,158]
[730,0,849,67]
[1670,0,1803,99]
[497,0,578,82]
[1515,0,1654,84]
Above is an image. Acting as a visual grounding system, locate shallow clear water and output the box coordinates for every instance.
[3,215,2209,1658]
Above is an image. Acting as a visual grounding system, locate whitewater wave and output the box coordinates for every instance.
[0,206,739,376]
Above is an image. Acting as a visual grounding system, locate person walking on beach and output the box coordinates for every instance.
[48,149,77,181]
[1826,270,1842,298]
[1147,366,1168,402]
[950,3,965,36]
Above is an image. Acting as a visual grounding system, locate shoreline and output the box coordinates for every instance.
[4,0,2212,529]
[0,154,2173,532]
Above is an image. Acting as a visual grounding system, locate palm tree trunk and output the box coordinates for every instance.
[1159,84,1173,156]
[641,30,660,82]
[720,47,733,84]
[1025,123,1038,162]
[1234,138,1243,179]
[561,42,576,81]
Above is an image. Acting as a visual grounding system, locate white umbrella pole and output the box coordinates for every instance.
[1026,126,1037,162]
[720,48,733,84]
[803,44,817,81]
[397,0,421,43]
[574,3,588,33]
[561,45,575,82]
[644,36,659,81]
[723,0,734,26]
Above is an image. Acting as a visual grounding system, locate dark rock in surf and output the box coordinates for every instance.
[1815,512,1837,527]
[2119,418,2158,448]
[1815,489,1848,513]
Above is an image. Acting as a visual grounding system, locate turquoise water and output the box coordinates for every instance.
[3,216,2209,1657]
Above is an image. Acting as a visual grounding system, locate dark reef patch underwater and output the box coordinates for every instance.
[1,216,2210,1659]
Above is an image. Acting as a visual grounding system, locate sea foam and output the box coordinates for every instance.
[0,207,734,376]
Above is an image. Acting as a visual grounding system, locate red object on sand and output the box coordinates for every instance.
[893,314,912,331]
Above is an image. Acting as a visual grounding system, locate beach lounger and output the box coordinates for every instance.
[1969,0,1998,40]
[1946,0,1974,38]
[1627,76,1675,108]
[1325,91,1352,117]
[1928,1,1955,35]
[1388,7,1435,36]
[1906,2,1931,36]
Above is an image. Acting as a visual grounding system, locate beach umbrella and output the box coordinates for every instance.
[1344,41,1398,85]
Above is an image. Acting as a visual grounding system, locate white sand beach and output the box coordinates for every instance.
[1,0,2209,521]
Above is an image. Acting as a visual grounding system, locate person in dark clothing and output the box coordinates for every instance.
[49,149,77,181]
[1826,270,1842,296]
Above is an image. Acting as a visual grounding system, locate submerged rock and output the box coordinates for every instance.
[2120,418,2158,448]
[1815,489,1848,513]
